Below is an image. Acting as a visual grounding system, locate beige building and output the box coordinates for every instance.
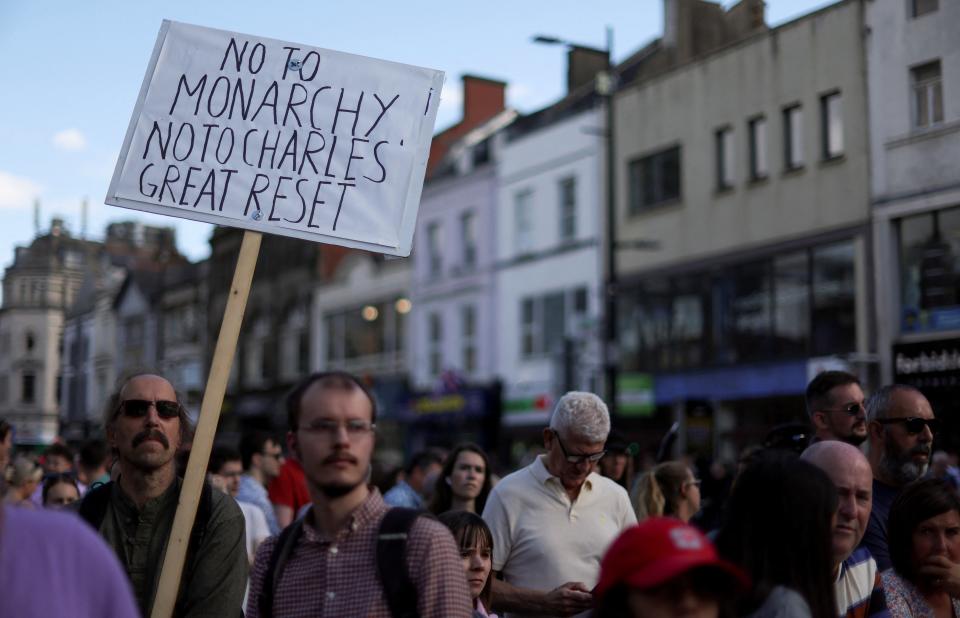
[612,0,871,456]
[0,219,100,444]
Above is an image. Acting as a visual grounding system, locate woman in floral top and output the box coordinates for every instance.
[882,478,960,618]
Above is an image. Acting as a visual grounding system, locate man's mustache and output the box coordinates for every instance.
[133,429,170,449]
[323,453,358,465]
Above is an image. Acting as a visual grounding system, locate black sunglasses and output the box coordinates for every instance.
[875,417,940,435]
[821,402,865,417]
[117,399,181,419]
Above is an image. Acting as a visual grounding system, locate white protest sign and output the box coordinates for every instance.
[107,20,444,256]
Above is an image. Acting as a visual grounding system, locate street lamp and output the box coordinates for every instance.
[532,28,619,416]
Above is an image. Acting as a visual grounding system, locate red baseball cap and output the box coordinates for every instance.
[594,518,750,601]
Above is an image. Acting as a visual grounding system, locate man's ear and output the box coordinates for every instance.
[542,427,554,450]
[868,420,884,442]
[105,423,117,449]
[811,411,829,431]
[286,431,300,463]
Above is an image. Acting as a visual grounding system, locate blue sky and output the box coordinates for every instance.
[0,0,837,265]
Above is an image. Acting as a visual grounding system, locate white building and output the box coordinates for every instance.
[0,219,97,444]
[867,0,960,448]
[495,72,607,432]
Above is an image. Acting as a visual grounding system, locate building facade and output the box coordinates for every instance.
[0,219,99,444]
[613,0,872,458]
[868,0,960,449]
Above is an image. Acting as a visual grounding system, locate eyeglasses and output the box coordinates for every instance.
[820,402,866,416]
[299,419,376,437]
[116,399,182,419]
[875,417,940,435]
[552,431,606,464]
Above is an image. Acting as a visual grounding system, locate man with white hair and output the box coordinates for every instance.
[859,383,938,571]
[802,441,888,618]
[482,392,636,617]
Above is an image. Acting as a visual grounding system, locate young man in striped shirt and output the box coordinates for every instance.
[802,441,889,618]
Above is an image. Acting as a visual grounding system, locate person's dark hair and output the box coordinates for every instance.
[438,510,494,610]
[78,439,110,472]
[208,445,242,475]
[102,371,194,444]
[41,472,78,504]
[888,478,960,583]
[866,383,925,422]
[239,430,275,471]
[715,451,837,617]
[406,450,443,476]
[285,371,377,431]
[806,370,860,418]
[0,418,11,442]
[428,443,493,516]
[43,443,74,466]
[633,460,689,520]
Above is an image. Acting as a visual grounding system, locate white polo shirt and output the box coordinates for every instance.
[482,455,636,618]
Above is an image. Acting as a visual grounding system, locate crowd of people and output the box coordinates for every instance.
[1,368,959,617]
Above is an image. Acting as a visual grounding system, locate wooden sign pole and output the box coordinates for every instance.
[150,230,262,618]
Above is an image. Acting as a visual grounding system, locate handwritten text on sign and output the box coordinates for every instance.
[108,21,443,256]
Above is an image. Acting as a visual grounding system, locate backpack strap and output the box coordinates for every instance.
[378,507,429,618]
[77,481,113,530]
[257,516,305,618]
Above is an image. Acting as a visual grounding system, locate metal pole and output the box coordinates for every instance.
[603,26,619,416]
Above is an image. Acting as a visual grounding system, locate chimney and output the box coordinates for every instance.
[462,75,507,125]
[566,46,609,93]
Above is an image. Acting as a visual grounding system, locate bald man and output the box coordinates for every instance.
[802,441,888,618]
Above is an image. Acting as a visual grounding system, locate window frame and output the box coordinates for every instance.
[782,104,805,171]
[715,126,735,190]
[820,91,844,161]
[748,115,769,181]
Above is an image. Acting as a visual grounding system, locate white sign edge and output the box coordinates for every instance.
[103,19,437,258]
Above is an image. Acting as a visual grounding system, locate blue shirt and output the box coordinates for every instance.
[383,480,424,509]
[237,474,280,535]
[859,480,899,572]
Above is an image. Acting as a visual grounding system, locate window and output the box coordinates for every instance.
[621,242,856,372]
[461,305,477,374]
[912,61,943,129]
[628,146,681,213]
[812,242,856,355]
[514,189,534,254]
[519,288,588,359]
[428,312,443,376]
[913,0,938,17]
[715,127,734,190]
[25,332,35,353]
[559,177,577,242]
[22,373,35,404]
[773,252,810,356]
[821,91,844,160]
[460,211,477,270]
[0,375,7,403]
[521,299,536,358]
[783,105,804,170]
[899,207,960,333]
[426,221,442,279]
[748,116,768,180]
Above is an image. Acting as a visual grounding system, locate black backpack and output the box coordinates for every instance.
[78,481,215,615]
[257,507,428,618]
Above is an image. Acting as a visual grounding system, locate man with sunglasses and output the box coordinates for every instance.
[806,370,869,446]
[859,384,938,571]
[482,391,636,617]
[82,373,248,617]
